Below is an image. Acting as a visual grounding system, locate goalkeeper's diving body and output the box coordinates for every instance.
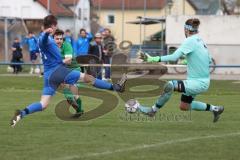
[139,18,224,122]
[10,15,127,127]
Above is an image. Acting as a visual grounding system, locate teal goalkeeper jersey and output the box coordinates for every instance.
[162,34,211,80]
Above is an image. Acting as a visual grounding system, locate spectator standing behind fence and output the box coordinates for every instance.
[75,28,93,56]
[64,29,74,47]
[102,28,115,80]
[11,37,23,74]
[88,33,104,79]
[75,28,93,72]
[23,31,40,74]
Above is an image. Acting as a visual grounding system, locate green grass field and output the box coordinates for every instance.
[0,76,240,160]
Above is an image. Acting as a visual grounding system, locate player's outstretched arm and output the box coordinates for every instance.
[161,49,183,62]
[139,47,185,63]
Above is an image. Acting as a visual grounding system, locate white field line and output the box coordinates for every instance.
[0,88,41,93]
[56,132,240,160]
[232,81,240,84]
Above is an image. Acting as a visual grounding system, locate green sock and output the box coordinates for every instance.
[63,88,83,113]
[63,88,74,101]
[76,97,83,113]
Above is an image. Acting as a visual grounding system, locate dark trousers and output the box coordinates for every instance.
[11,58,22,74]
[104,57,111,79]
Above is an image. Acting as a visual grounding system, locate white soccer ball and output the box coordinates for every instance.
[34,68,41,74]
[7,66,13,73]
[125,99,140,113]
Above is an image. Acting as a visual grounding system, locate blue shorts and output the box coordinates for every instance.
[42,65,81,96]
[30,50,39,61]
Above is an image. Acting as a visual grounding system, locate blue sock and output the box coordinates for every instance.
[93,79,113,90]
[20,102,43,118]
[191,101,208,111]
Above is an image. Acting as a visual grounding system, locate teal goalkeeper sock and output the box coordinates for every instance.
[191,101,209,111]
[155,81,174,109]
[138,105,153,114]
[155,92,172,109]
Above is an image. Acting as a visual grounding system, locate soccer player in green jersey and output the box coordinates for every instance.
[53,29,83,114]
[140,18,224,122]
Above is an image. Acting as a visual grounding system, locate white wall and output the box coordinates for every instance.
[57,0,91,38]
[58,17,75,32]
[74,0,90,36]
[166,15,240,45]
[0,0,48,19]
[208,45,240,74]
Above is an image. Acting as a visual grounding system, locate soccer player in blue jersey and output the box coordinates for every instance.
[64,29,74,47]
[10,15,127,127]
[139,18,224,122]
[23,31,40,74]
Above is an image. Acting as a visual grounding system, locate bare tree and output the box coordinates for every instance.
[89,1,101,34]
[237,0,240,5]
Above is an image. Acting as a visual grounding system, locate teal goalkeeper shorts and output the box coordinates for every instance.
[183,79,210,97]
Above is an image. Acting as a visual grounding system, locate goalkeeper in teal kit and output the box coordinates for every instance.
[140,18,224,122]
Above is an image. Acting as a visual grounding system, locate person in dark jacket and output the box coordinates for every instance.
[11,37,23,74]
[102,28,115,80]
[88,33,104,79]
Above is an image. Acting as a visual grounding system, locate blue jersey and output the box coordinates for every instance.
[38,32,63,72]
[74,32,93,56]
[23,36,39,52]
[65,35,74,47]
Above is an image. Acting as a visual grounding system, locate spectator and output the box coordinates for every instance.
[75,29,93,72]
[38,26,45,76]
[102,28,115,80]
[64,29,74,47]
[23,31,40,74]
[75,28,93,56]
[11,37,23,74]
[88,33,104,79]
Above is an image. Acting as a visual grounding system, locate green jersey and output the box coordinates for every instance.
[162,35,211,80]
[60,41,72,59]
[60,41,80,70]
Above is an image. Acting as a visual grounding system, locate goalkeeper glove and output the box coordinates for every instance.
[140,52,161,62]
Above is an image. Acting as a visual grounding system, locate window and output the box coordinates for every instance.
[83,9,88,21]
[107,15,115,24]
[0,6,11,17]
[78,8,81,20]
